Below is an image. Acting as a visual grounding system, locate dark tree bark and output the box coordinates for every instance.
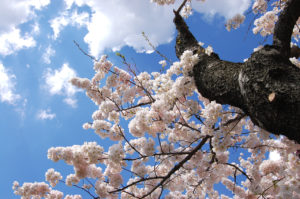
[174,0,300,143]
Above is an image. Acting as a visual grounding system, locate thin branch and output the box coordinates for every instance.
[175,101,189,125]
[123,151,191,161]
[117,54,156,103]
[158,185,164,199]
[142,32,172,64]
[257,177,285,199]
[118,125,144,158]
[85,178,96,190]
[122,167,144,179]
[141,135,211,198]
[208,137,217,164]
[121,101,153,111]
[175,0,188,14]
[59,180,98,199]
[175,121,202,134]
[109,176,164,194]
[73,40,98,62]
[157,133,164,153]
[223,163,253,182]
[223,113,246,127]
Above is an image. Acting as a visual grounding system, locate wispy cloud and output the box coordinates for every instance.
[0,28,36,56]
[63,98,77,108]
[49,10,89,40]
[0,0,49,33]
[42,45,55,64]
[37,108,56,120]
[44,63,79,107]
[0,0,50,55]
[0,63,21,104]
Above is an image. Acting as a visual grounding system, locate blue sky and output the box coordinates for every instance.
[0,0,275,198]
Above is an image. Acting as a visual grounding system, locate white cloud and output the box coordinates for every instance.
[37,108,56,120]
[29,0,51,10]
[42,45,55,64]
[81,0,177,57]
[192,0,251,19]
[71,10,90,27]
[31,22,40,35]
[53,0,251,57]
[44,63,79,107]
[50,10,89,39]
[64,97,77,108]
[50,12,70,40]
[0,0,50,33]
[0,0,49,56]
[0,28,36,56]
[0,63,21,104]
[64,0,86,9]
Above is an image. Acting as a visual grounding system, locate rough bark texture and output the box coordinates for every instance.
[174,0,300,143]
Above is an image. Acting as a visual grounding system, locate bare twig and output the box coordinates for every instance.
[142,32,172,64]
[59,180,98,199]
[110,176,164,194]
[118,125,144,158]
[223,163,253,182]
[73,40,98,62]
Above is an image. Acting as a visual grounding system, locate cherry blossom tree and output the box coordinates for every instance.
[13,0,300,198]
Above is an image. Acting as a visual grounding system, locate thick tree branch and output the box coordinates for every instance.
[173,9,200,58]
[291,45,300,58]
[174,4,300,143]
[273,0,300,58]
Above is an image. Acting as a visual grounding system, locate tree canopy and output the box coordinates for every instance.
[13,0,300,199]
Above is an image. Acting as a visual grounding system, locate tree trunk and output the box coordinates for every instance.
[173,0,300,143]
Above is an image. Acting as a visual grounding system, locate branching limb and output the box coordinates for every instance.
[109,176,164,194]
[140,135,211,198]
[273,0,300,58]
[73,40,98,62]
[173,8,200,58]
[173,0,300,143]
[59,180,98,199]
[174,0,188,14]
[223,163,252,182]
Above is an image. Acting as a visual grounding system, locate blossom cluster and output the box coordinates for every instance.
[253,10,279,36]
[45,168,62,187]
[252,0,300,41]
[252,0,267,13]
[225,14,245,31]
[12,181,64,199]
[150,0,176,5]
